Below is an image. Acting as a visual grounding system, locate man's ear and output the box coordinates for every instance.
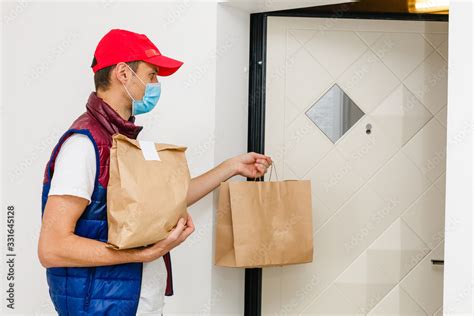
[114,62,130,84]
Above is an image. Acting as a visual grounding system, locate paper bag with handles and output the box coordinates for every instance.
[214,162,313,268]
[106,133,190,250]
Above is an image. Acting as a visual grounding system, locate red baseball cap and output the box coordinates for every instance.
[91,29,183,76]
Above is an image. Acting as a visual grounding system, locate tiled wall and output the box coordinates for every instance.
[263,16,448,315]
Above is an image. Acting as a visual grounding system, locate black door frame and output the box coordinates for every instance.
[245,6,448,316]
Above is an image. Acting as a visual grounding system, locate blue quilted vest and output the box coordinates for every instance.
[41,92,174,315]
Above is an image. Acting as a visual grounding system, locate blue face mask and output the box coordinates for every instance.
[122,66,161,115]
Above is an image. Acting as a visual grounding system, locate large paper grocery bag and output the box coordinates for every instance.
[106,133,190,250]
[215,164,313,267]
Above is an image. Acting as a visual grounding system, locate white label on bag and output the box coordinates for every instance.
[139,140,161,161]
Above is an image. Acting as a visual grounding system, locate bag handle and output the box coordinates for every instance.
[253,160,278,182]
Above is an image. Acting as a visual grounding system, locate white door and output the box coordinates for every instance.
[263,16,448,315]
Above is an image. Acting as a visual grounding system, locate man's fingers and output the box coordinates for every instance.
[182,224,195,239]
[255,158,271,169]
[177,217,186,229]
[168,217,186,240]
[182,225,194,238]
[255,162,269,174]
[179,215,195,240]
[252,153,272,166]
[183,214,195,233]
[185,214,194,227]
[251,152,269,162]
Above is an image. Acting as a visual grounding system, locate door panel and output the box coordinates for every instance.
[263,16,448,315]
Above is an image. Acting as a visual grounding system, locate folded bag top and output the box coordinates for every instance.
[112,132,187,152]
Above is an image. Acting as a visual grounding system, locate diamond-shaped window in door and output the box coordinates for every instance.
[305,84,365,144]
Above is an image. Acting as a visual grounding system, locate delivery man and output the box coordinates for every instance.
[37,29,272,316]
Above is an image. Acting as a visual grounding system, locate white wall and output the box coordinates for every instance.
[211,4,250,314]
[443,0,473,314]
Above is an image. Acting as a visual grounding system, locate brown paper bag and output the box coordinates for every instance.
[214,163,313,268]
[106,133,190,250]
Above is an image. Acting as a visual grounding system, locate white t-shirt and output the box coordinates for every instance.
[48,133,166,315]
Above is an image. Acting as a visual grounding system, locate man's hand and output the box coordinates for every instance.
[228,152,272,179]
[185,152,273,207]
[140,213,195,263]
